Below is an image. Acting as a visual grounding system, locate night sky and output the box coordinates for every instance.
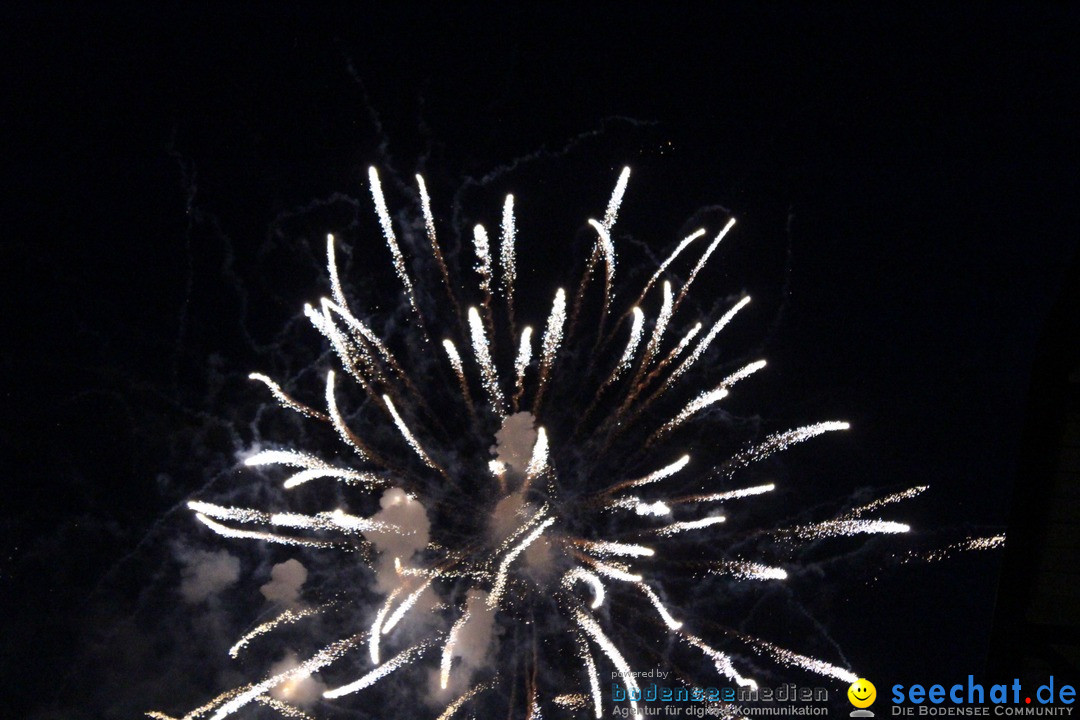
[2,4,1078,719]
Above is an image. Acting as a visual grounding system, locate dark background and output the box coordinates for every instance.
[2,3,1077,718]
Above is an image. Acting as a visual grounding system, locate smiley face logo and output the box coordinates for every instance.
[848,679,877,708]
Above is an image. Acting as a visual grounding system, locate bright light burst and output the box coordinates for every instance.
[157,166,936,720]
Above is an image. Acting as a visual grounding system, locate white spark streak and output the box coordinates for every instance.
[607,497,672,516]
[382,394,439,471]
[368,167,420,317]
[751,640,858,683]
[500,194,517,304]
[229,606,323,658]
[613,455,691,492]
[613,307,645,378]
[589,560,643,583]
[468,306,506,416]
[383,580,432,633]
[369,587,403,664]
[437,682,487,720]
[578,639,603,719]
[677,483,776,504]
[683,633,759,690]
[325,371,370,460]
[210,635,360,719]
[440,608,471,689]
[535,288,567,402]
[643,280,674,365]
[588,219,616,309]
[472,224,494,305]
[245,449,380,490]
[674,218,736,309]
[489,515,557,607]
[514,326,533,401]
[635,229,707,307]
[601,166,631,233]
[638,583,682,629]
[710,560,788,581]
[579,540,654,558]
[442,338,473,413]
[324,640,433,699]
[193,514,339,548]
[574,608,639,713]
[255,696,314,720]
[653,515,726,537]
[725,421,850,477]
[248,373,326,421]
[269,508,390,534]
[670,296,752,383]
[663,388,728,434]
[562,568,605,609]
[789,519,911,539]
[848,485,929,517]
[668,321,702,363]
[524,427,549,480]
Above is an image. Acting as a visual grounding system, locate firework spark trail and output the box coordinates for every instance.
[577,638,603,719]
[229,606,327,659]
[382,394,444,474]
[442,339,477,416]
[524,427,550,482]
[437,681,489,720]
[500,194,518,328]
[613,307,645,380]
[416,174,465,325]
[440,607,472,689]
[720,421,851,479]
[368,167,424,330]
[671,217,737,316]
[255,696,315,720]
[847,486,929,517]
[651,360,767,442]
[603,454,691,496]
[578,540,655,559]
[562,568,606,609]
[574,608,640,714]
[209,635,362,719]
[631,228,707,313]
[641,280,673,369]
[324,370,374,461]
[682,633,758,690]
[671,482,775,505]
[747,638,858,684]
[248,373,329,421]
[667,295,752,387]
[469,306,507,418]
[513,326,533,411]
[651,515,726,537]
[369,587,404,663]
[587,559,643,583]
[383,579,433,633]
[532,288,566,412]
[902,534,1006,563]
[472,224,496,331]
[709,560,789,581]
[637,583,683,629]
[324,639,435,699]
[192,511,338,549]
[489,516,557,607]
[244,450,382,490]
[786,518,911,540]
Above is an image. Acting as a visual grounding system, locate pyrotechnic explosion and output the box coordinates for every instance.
[154,166,954,720]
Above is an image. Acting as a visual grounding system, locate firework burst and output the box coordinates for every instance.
[155,167,931,720]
